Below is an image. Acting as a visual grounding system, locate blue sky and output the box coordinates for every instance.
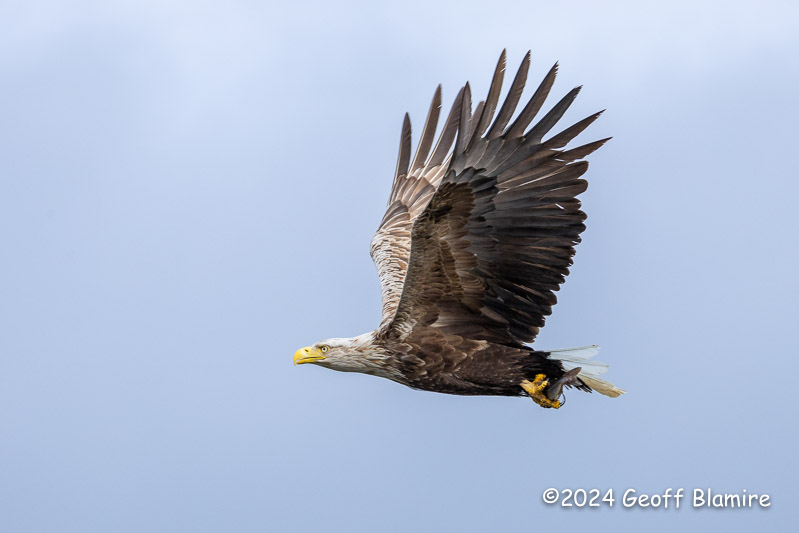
[1,1,797,531]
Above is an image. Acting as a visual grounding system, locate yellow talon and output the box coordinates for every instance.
[521,374,562,409]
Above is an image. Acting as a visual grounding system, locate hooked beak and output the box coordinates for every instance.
[293,346,326,366]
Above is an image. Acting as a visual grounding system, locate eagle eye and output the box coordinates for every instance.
[320,345,330,353]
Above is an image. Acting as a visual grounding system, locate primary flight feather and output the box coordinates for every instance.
[293,50,624,408]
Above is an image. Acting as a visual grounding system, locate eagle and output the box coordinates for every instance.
[293,51,624,408]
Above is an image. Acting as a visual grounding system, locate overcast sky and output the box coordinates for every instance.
[1,1,797,531]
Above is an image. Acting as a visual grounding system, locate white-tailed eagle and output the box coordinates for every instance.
[293,51,624,408]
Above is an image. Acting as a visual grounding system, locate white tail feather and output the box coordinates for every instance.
[548,345,626,398]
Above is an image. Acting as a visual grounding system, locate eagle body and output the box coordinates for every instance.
[294,51,624,408]
[383,335,572,397]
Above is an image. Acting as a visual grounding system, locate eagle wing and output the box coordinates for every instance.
[370,53,509,330]
[381,51,609,345]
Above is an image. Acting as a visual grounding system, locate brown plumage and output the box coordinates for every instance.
[294,51,624,408]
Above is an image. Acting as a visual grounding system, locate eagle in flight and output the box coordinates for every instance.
[294,51,624,408]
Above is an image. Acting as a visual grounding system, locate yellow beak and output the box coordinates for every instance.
[293,346,326,365]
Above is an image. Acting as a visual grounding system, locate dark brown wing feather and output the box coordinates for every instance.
[381,52,609,347]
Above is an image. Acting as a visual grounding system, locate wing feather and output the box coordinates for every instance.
[394,113,412,182]
[410,86,442,174]
[466,100,485,146]
[454,83,472,159]
[504,62,558,139]
[427,87,465,169]
[469,50,506,143]
[486,52,530,139]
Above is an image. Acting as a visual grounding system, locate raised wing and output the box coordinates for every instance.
[370,52,509,329]
[383,52,609,345]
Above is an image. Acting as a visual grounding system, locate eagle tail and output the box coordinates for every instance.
[548,345,625,398]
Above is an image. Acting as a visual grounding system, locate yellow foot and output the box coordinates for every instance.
[521,374,561,409]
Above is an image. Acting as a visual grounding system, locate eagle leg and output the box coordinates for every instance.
[520,367,582,409]
[521,375,561,409]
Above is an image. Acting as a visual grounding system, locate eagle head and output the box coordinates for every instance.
[293,332,391,375]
